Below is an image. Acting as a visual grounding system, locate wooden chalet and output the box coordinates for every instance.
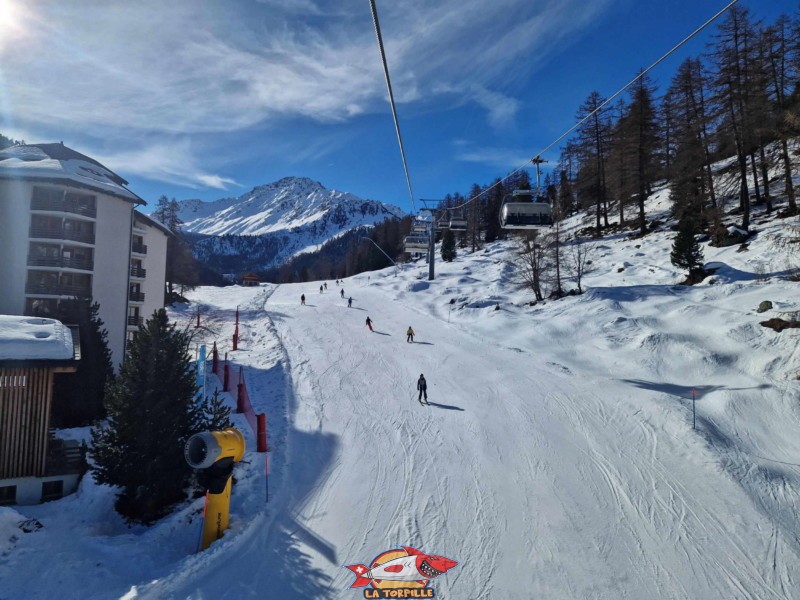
[0,317,82,505]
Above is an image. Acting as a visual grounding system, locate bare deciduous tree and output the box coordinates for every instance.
[566,240,596,294]
[512,232,551,301]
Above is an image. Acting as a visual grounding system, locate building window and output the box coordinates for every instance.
[0,485,16,506]
[41,480,64,502]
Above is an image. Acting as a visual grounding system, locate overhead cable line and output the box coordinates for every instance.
[368,0,416,213]
[446,0,739,212]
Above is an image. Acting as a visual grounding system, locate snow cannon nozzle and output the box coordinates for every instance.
[184,428,245,469]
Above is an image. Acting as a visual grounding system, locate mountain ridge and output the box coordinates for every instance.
[174,176,406,273]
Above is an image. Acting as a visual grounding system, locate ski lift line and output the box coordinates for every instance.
[368,0,416,213]
[444,0,740,214]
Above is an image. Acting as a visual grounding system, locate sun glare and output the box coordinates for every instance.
[0,0,31,51]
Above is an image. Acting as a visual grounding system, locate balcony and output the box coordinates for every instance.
[130,265,147,278]
[29,225,95,245]
[28,256,94,271]
[31,197,97,218]
[127,316,143,327]
[129,291,145,302]
[131,243,148,255]
[25,282,92,298]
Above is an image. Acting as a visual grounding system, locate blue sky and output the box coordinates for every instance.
[0,0,792,213]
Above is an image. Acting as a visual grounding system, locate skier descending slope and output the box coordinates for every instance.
[417,373,428,405]
[366,316,373,332]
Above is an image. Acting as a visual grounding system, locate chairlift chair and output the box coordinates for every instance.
[448,216,467,231]
[499,189,553,230]
[403,234,430,253]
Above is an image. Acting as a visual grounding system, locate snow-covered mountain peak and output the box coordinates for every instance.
[175,177,403,238]
[171,176,406,272]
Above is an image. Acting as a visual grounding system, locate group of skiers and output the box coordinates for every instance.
[301,283,429,405]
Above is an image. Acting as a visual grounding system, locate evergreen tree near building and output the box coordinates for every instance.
[52,299,114,427]
[91,309,211,523]
[671,220,707,283]
[441,229,457,262]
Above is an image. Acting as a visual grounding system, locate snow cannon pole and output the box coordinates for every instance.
[185,428,246,551]
[233,305,239,351]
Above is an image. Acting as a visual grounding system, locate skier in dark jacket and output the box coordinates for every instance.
[341,289,345,299]
[301,294,306,305]
[417,374,428,404]
[366,316,373,331]
[348,297,353,308]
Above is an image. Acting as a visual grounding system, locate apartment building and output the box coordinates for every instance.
[0,143,169,368]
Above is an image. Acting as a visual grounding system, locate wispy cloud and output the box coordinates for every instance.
[95,140,240,190]
[0,0,613,189]
[452,139,532,170]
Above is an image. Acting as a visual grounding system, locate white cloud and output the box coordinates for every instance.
[0,0,614,190]
[3,0,613,135]
[94,140,240,190]
[453,139,533,170]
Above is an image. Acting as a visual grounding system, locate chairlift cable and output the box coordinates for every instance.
[368,0,416,213]
[446,0,739,213]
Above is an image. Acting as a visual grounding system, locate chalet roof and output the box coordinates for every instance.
[0,143,145,205]
[0,316,80,369]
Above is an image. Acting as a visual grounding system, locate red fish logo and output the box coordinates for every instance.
[345,546,458,597]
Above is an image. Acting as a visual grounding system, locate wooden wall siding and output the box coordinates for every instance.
[0,368,54,479]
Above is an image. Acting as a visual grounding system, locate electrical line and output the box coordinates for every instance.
[368,0,416,213]
[446,0,739,212]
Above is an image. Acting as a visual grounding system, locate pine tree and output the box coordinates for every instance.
[90,309,202,523]
[52,299,114,427]
[203,388,233,431]
[670,220,706,283]
[441,229,457,262]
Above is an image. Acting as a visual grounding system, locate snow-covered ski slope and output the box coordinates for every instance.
[3,208,800,600]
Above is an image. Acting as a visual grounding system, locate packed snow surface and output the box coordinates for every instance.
[2,211,800,599]
[0,316,73,360]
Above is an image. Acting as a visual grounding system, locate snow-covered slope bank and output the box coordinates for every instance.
[2,209,799,599]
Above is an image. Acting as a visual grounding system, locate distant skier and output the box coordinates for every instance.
[340,289,345,299]
[406,326,415,343]
[417,374,428,404]
[301,294,306,305]
[324,282,328,290]
[320,285,323,293]
[366,316,373,332]
[348,297,353,308]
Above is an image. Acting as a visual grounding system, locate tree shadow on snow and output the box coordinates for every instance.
[622,378,771,398]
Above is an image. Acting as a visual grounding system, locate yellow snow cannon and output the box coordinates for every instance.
[184,428,246,550]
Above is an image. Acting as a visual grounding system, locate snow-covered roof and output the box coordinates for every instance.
[135,210,173,237]
[0,316,75,361]
[0,143,145,205]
